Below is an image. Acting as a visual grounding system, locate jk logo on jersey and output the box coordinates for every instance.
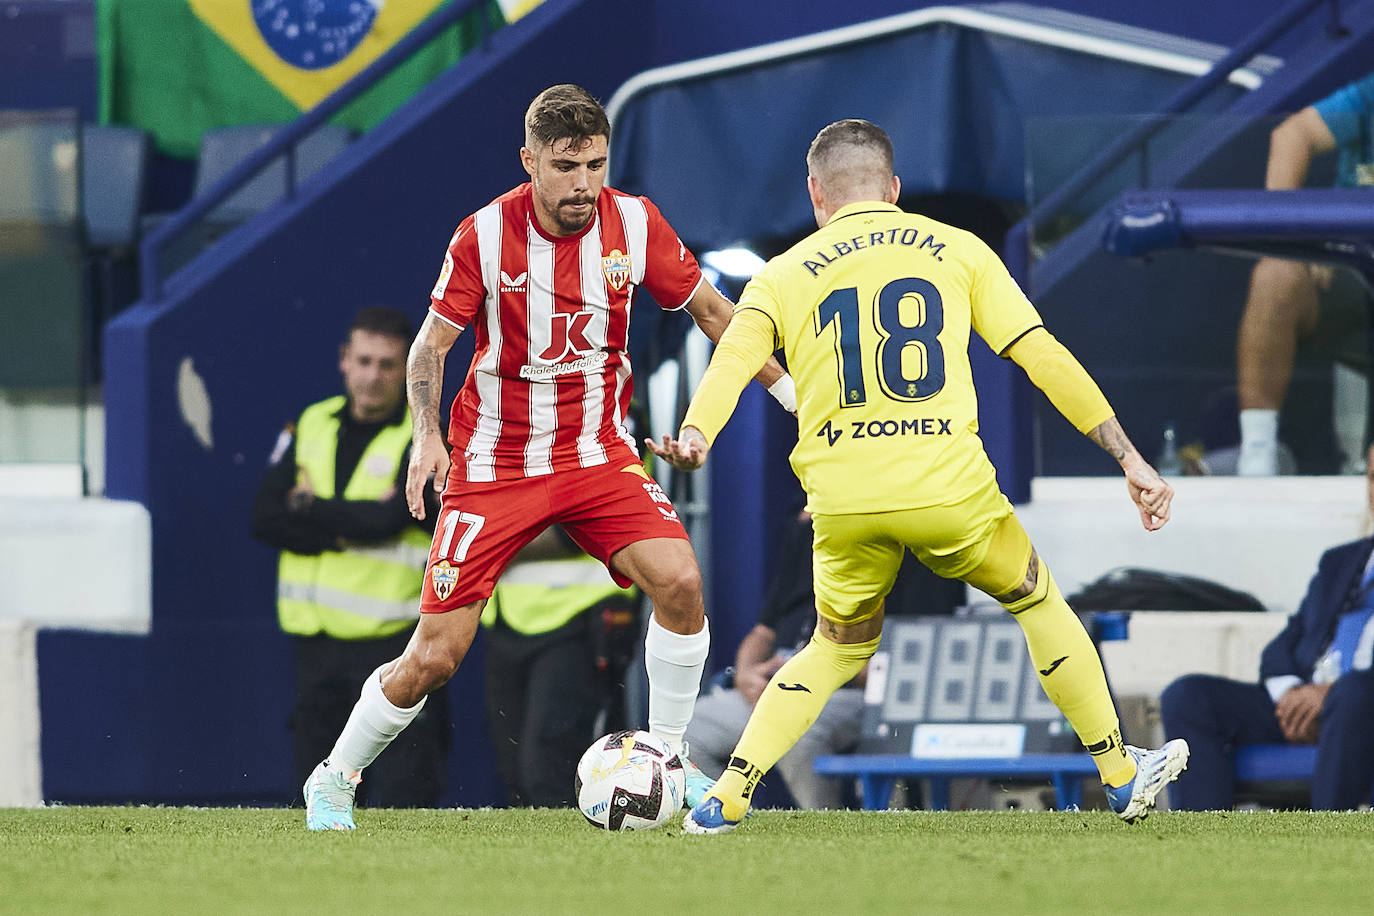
[602,249,631,291]
[538,311,595,361]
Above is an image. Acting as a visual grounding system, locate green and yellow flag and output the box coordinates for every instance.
[97,0,541,158]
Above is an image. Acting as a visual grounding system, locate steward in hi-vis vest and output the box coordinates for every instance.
[275,395,432,639]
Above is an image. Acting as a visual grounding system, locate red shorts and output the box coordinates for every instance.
[419,459,689,612]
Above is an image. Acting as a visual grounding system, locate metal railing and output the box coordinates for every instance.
[138,0,491,303]
[1005,0,1349,285]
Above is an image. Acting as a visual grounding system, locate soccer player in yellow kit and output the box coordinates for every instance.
[648,119,1188,833]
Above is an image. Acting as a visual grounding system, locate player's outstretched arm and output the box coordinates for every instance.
[1087,417,1174,531]
[646,426,710,471]
[684,281,796,413]
[405,312,461,520]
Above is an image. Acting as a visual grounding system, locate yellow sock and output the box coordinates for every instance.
[711,633,880,819]
[1003,567,1135,787]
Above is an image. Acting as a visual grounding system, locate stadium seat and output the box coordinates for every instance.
[80,124,149,358]
[0,110,84,390]
[140,122,355,279]
[1232,743,1374,807]
[196,123,354,225]
[81,124,149,252]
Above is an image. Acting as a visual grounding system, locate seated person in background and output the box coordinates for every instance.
[483,525,639,808]
[685,510,862,810]
[1161,443,1374,809]
[1188,386,1297,477]
[1235,72,1374,476]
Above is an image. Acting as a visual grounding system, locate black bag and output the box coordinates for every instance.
[1066,567,1266,612]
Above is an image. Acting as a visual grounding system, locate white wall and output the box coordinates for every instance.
[1098,610,1288,696]
[0,497,152,631]
[0,496,152,806]
[1015,475,1368,617]
[0,622,41,806]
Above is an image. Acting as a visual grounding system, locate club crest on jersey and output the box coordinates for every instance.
[430,560,459,602]
[602,249,631,291]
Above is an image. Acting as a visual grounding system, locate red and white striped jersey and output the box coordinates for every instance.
[429,183,702,482]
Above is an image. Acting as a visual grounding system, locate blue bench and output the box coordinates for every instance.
[1232,743,1316,784]
[1232,743,1374,805]
[817,745,1363,811]
[813,753,1101,811]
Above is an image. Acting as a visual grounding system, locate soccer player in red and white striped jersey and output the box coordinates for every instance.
[303,84,794,829]
[428,163,701,482]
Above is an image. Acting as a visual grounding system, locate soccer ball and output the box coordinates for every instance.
[575,730,686,830]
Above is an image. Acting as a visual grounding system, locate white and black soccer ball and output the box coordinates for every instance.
[575,730,686,830]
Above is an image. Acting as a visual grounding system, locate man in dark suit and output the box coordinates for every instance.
[1161,444,1374,809]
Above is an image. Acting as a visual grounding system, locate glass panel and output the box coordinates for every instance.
[1023,113,1365,477]
[0,109,89,476]
[1024,113,1290,255]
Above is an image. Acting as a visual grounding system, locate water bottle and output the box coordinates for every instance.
[1157,422,1182,476]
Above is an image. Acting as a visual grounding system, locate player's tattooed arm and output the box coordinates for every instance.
[1088,416,1175,532]
[408,352,440,435]
[683,279,788,388]
[404,312,461,520]
[1086,416,1135,464]
[407,313,459,436]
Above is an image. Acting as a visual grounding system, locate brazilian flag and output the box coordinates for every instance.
[97,0,541,158]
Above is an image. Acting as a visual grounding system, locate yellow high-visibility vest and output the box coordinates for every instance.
[277,395,430,640]
[483,554,634,636]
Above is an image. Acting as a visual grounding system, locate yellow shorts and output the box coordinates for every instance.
[811,480,1034,627]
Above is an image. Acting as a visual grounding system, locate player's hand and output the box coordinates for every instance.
[285,466,316,512]
[406,431,449,520]
[285,485,314,513]
[1124,458,1173,531]
[738,655,787,706]
[645,427,709,471]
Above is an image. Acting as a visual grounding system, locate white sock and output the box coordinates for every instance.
[1238,408,1279,476]
[1239,408,1278,447]
[326,665,426,776]
[644,615,709,755]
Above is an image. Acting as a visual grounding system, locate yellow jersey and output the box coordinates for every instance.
[690,201,1044,515]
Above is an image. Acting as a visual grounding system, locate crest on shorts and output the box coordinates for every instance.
[602,249,631,291]
[430,560,459,602]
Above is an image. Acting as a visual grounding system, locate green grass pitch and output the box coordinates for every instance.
[2,807,1370,914]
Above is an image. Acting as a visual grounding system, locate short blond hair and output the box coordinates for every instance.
[806,119,893,196]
